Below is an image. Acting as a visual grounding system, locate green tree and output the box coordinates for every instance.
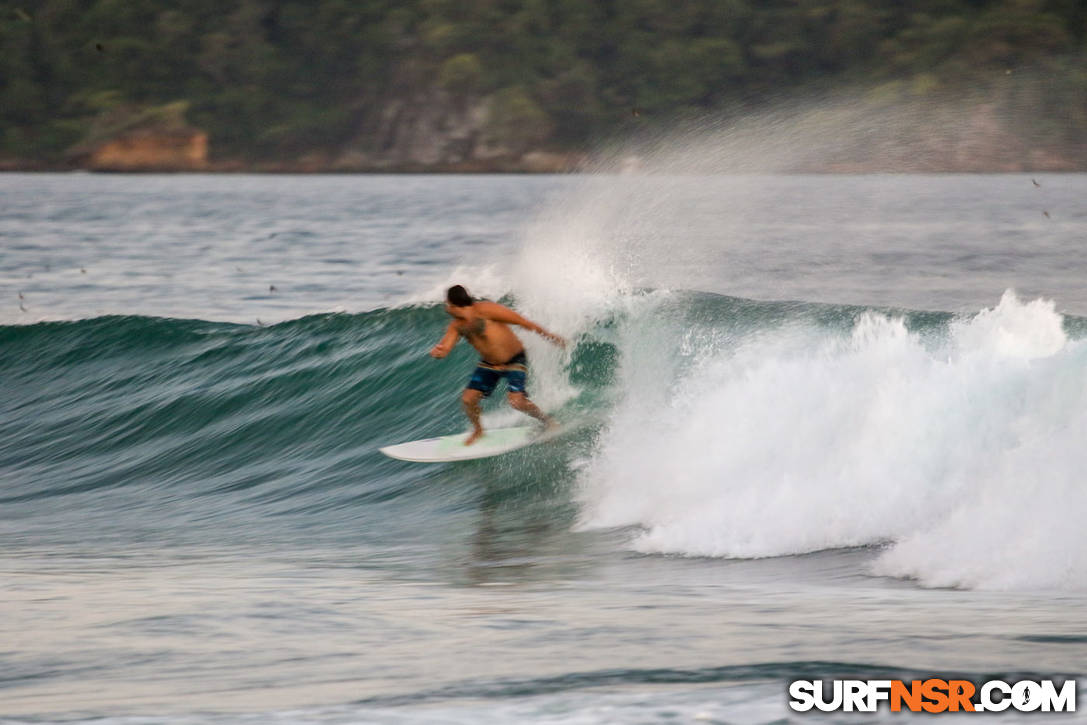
[486,86,554,154]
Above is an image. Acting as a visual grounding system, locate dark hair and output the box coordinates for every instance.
[446,285,473,307]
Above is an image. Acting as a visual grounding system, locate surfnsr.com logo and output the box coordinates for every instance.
[789,679,1076,713]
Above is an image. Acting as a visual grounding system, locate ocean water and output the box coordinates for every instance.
[1,173,1085,723]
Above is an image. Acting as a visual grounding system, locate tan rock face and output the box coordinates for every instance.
[519,151,584,173]
[88,130,208,171]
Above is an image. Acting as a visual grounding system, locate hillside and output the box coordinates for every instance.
[2,0,1085,171]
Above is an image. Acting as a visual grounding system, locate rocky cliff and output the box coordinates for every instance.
[84,129,208,172]
[329,88,585,172]
[67,102,208,172]
[54,90,1087,174]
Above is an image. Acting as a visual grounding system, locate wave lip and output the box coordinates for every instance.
[577,290,1087,591]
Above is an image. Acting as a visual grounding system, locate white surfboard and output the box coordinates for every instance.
[380,425,555,463]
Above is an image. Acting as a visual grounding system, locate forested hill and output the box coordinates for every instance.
[2,0,1086,171]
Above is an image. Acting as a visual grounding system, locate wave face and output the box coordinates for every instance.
[0,308,566,546]
[3,288,1084,590]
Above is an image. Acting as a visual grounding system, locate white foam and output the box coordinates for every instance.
[576,291,1087,591]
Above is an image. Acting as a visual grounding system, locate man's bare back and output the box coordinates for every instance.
[448,301,535,364]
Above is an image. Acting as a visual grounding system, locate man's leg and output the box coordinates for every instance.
[462,388,485,445]
[508,392,557,430]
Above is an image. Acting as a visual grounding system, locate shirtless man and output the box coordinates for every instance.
[430,285,564,445]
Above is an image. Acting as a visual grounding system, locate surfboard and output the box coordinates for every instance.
[379,425,555,463]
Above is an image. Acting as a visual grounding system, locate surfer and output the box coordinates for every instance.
[430,285,564,445]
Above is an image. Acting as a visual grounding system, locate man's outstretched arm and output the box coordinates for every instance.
[430,323,459,358]
[476,301,566,347]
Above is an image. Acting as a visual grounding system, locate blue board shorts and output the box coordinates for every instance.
[466,351,528,397]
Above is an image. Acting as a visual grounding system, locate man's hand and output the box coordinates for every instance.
[540,330,567,349]
[431,323,459,359]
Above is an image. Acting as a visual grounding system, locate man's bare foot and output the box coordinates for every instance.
[464,428,484,446]
[541,418,560,434]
